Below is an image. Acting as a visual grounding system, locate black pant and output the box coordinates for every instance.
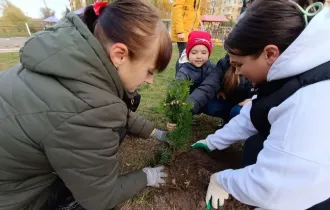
[41,93,142,210]
[177,42,187,58]
[243,134,330,209]
[175,42,187,76]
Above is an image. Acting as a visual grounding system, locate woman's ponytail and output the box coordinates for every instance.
[82,5,98,33]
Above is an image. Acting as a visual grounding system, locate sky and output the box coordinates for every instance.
[9,0,71,19]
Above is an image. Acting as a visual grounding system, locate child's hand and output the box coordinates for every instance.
[239,98,252,106]
[167,122,176,131]
[177,33,185,41]
[217,91,226,100]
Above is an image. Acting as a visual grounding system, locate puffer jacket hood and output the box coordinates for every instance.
[0,13,153,210]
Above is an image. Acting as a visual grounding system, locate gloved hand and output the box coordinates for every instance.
[150,129,168,141]
[206,173,229,209]
[142,166,167,187]
[191,140,214,152]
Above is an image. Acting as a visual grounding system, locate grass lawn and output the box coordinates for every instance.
[0,52,19,71]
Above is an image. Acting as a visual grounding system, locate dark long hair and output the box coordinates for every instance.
[224,0,324,57]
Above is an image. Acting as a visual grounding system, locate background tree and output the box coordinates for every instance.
[40,0,56,18]
[40,7,56,18]
[0,0,43,36]
[200,0,211,15]
[0,0,28,24]
[147,0,172,18]
[0,0,28,34]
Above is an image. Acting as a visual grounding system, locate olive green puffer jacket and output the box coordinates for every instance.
[0,13,154,210]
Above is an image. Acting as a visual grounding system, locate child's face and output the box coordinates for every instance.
[188,45,209,67]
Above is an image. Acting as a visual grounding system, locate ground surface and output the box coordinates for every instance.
[0,47,253,210]
[0,37,27,48]
[0,52,19,70]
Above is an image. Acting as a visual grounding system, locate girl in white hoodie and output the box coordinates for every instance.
[192,0,330,209]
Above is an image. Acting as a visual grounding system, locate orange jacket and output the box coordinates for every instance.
[170,0,201,42]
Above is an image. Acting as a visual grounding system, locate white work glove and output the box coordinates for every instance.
[142,166,167,187]
[191,139,215,152]
[150,129,168,141]
[206,173,229,209]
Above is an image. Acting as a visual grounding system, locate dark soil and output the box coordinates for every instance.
[119,115,253,210]
[119,138,253,210]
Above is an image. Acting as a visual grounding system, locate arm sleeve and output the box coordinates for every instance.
[172,0,186,34]
[188,62,222,114]
[175,66,190,80]
[43,104,148,210]
[127,111,155,139]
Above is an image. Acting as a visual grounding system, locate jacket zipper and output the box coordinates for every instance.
[201,62,204,80]
[183,3,187,18]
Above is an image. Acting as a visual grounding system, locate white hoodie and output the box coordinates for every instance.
[205,8,330,210]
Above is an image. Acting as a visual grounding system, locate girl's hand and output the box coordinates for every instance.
[217,91,226,100]
[239,98,252,106]
[177,33,185,41]
[167,122,176,131]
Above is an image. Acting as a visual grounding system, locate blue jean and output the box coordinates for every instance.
[229,104,242,120]
[199,97,242,121]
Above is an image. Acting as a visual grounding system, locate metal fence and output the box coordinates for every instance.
[162,19,233,42]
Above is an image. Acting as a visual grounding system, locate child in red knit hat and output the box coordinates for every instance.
[185,30,213,66]
[171,31,220,124]
[167,31,219,131]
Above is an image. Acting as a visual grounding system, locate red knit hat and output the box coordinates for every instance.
[186,31,213,59]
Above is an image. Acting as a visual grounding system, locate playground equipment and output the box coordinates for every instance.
[200,15,232,46]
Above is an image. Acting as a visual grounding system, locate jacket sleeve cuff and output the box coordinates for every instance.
[139,119,155,139]
[127,112,155,139]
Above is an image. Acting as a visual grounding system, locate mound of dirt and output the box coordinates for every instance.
[159,148,253,210]
[119,114,253,210]
[120,141,253,210]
